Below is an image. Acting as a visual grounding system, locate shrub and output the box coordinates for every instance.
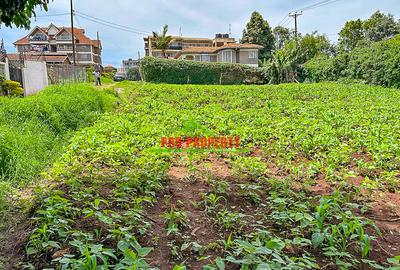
[126,67,140,81]
[305,34,400,88]
[139,57,265,85]
[304,53,349,82]
[102,72,115,80]
[86,66,95,82]
[1,80,24,97]
[345,35,400,88]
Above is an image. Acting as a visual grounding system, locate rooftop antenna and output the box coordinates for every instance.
[179,27,182,36]
[229,24,232,37]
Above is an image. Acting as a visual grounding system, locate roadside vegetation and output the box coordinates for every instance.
[0,83,116,217]
[6,82,399,270]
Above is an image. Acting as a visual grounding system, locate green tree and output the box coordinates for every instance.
[338,11,400,52]
[242,11,275,60]
[273,26,292,50]
[152,25,173,58]
[126,68,140,81]
[265,32,333,83]
[0,0,51,29]
[363,11,400,42]
[338,19,364,52]
[299,32,333,61]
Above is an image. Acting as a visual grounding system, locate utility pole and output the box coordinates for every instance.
[70,0,76,65]
[289,11,302,38]
[229,24,232,37]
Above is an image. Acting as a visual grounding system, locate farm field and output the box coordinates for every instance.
[2,81,400,269]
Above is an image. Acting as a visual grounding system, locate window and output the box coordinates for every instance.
[57,44,73,51]
[221,50,233,63]
[31,33,47,41]
[201,55,210,62]
[248,50,257,59]
[57,32,72,41]
[78,54,92,61]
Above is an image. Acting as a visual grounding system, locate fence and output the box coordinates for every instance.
[47,64,87,85]
[0,62,5,76]
[0,60,10,80]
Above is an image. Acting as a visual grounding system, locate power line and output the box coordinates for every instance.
[277,15,289,26]
[36,13,70,18]
[74,11,150,35]
[295,0,343,13]
[75,14,149,36]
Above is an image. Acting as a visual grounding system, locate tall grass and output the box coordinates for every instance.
[0,83,116,187]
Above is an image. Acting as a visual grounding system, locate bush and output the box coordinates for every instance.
[0,83,116,186]
[139,57,265,85]
[304,53,349,82]
[345,35,400,88]
[1,80,24,97]
[101,72,115,80]
[305,35,400,88]
[126,67,140,81]
[86,66,95,82]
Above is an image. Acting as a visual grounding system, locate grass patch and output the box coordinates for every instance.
[0,83,116,187]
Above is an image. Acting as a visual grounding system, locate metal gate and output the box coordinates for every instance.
[9,66,23,88]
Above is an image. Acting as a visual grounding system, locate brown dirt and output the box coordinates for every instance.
[205,155,232,180]
[348,176,365,186]
[141,164,221,269]
[0,210,32,270]
[309,176,334,196]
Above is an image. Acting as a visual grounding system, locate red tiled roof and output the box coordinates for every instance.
[180,47,218,54]
[14,26,100,47]
[7,53,70,63]
[218,43,264,50]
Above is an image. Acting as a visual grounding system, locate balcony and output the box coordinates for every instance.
[169,45,183,50]
[30,36,47,41]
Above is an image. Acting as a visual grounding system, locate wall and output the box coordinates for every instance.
[239,50,259,66]
[22,61,49,96]
[0,59,10,79]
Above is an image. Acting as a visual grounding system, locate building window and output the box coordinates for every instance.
[57,32,72,41]
[201,55,210,62]
[248,50,257,59]
[221,50,233,63]
[31,33,47,41]
[57,44,73,51]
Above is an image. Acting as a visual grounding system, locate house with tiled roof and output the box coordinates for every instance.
[144,33,262,67]
[7,53,71,65]
[13,24,102,66]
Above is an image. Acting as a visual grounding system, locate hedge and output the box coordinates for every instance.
[304,35,400,88]
[139,56,265,85]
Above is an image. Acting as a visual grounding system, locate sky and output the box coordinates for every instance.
[0,0,399,67]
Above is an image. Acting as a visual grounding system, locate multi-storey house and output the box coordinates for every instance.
[13,24,102,66]
[144,33,262,67]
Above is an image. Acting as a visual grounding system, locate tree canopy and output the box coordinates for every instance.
[0,0,51,29]
[152,25,173,58]
[338,11,400,51]
[273,26,292,50]
[241,11,275,61]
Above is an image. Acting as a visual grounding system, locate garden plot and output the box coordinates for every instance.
[4,82,400,270]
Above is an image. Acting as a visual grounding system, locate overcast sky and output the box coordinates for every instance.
[0,0,399,66]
